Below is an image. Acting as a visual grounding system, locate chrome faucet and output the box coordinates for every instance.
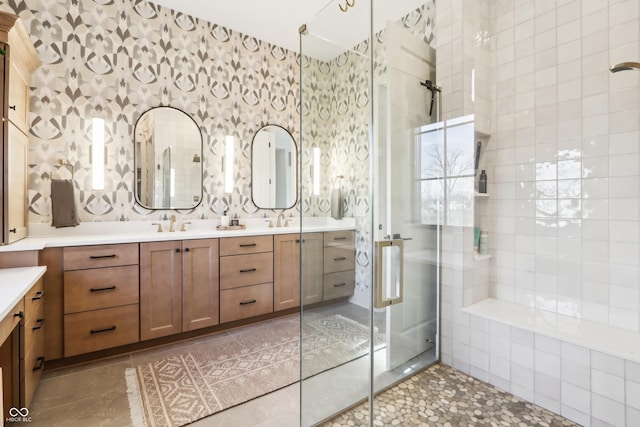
[169,215,177,232]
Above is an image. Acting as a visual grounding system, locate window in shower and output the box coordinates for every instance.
[418,114,475,227]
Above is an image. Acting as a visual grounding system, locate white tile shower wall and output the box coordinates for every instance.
[440,0,640,425]
[461,313,640,427]
[483,0,640,331]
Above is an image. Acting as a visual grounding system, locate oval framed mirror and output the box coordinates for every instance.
[134,106,203,210]
[251,125,298,209]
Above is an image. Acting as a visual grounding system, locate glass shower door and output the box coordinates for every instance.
[299,1,440,425]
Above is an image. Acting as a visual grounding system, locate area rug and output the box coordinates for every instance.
[126,314,385,427]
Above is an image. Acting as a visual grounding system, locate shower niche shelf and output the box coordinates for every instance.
[473,251,492,262]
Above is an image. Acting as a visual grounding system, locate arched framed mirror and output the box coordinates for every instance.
[251,125,298,209]
[134,106,203,210]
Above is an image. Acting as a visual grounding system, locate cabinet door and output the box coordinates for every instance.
[7,123,27,243]
[8,60,29,134]
[182,239,219,332]
[274,234,300,311]
[302,232,324,306]
[140,241,182,340]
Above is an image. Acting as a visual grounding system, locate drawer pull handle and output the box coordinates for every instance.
[334,237,347,240]
[89,254,116,259]
[32,318,45,330]
[295,239,306,243]
[90,326,116,334]
[9,105,16,111]
[240,299,257,306]
[32,291,45,301]
[334,283,347,288]
[240,268,257,273]
[90,285,116,293]
[32,356,45,372]
[239,243,257,247]
[14,311,23,319]
[9,228,16,233]
[334,257,347,261]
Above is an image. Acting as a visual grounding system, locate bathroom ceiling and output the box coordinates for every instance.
[149,0,330,53]
[149,0,427,60]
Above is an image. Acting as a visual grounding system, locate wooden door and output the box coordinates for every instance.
[301,232,324,306]
[182,238,219,331]
[140,241,182,340]
[274,234,300,311]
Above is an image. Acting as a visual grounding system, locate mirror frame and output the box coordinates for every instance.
[133,106,204,210]
[251,124,298,210]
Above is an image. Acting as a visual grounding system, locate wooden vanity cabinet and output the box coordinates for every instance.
[274,234,300,311]
[323,231,356,300]
[21,278,45,407]
[140,239,219,341]
[219,235,273,323]
[274,233,324,309]
[62,244,140,357]
[0,12,40,245]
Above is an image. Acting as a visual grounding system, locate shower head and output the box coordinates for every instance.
[609,62,640,73]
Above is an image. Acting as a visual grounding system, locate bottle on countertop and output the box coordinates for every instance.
[220,210,229,227]
[231,214,239,226]
[478,170,487,194]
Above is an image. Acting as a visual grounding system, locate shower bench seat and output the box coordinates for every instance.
[460,298,640,426]
[462,298,640,364]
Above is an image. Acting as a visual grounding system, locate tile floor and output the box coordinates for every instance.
[325,364,579,427]
[22,303,577,427]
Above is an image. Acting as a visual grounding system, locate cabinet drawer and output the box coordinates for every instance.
[220,252,273,290]
[23,300,44,356]
[0,299,23,344]
[323,270,355,300]
[324,231,355,247]
[64,304,139,357]
[63,243,139,270]
[220,283,273,323]
[220,235,273,256]
[23,334,45,408]
[323,246,355,274]
[23,278,44,321]
[64,265,139,314]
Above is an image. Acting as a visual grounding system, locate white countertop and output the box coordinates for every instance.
[0,218,357,252]
[0,266,47,322]
[462,298,640,364]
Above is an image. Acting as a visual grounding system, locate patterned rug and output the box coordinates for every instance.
[126,314,385,427]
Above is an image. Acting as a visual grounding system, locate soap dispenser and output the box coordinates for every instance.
[220,210,229,227]
[478,170,487,194]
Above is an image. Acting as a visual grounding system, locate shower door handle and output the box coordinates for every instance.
[374,238,404,308]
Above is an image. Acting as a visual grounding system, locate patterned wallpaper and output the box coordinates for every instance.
[1,0,300,222]
[300,1,435,298]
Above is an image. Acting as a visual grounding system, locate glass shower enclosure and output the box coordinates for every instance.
[299,0,441,424]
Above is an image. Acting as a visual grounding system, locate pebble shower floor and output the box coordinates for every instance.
[325,364,578,427]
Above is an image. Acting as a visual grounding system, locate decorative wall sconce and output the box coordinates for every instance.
[224,135,234,194]
[91,118,105,190]
[313,147,320,196]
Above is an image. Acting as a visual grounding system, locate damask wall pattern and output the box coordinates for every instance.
[300,1,436,298]
[1,0,300,222]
